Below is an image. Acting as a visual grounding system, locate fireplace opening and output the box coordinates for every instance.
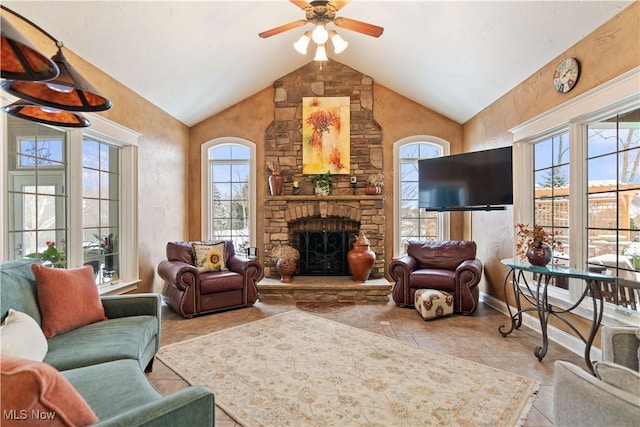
[295,230,357,276]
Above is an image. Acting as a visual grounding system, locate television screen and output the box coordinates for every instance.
[418,146,513,211]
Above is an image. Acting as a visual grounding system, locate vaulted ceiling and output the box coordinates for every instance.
[3,1,634,127]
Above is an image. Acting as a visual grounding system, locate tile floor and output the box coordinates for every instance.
[147,299,587,427]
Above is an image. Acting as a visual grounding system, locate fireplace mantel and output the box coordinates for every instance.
[265,195,385,202]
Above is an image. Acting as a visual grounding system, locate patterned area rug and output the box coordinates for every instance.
[157,311,539,427]
[295,301,356,313]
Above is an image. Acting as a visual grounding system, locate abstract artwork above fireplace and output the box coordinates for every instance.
[302,96,350,175]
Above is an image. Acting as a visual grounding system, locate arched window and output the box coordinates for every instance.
[393,136,449,256]
[201,138,256,253]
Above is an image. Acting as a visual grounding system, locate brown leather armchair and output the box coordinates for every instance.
[389,240,483,314]
[157,240,262,318]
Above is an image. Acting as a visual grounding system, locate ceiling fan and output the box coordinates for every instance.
[259,0,383,59]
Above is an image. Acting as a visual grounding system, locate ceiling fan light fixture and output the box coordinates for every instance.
[311,23,329,45]
[0,15,59,82]
[293,31,312,55]
[329,30,348,54]
[1,47,112,112]
[314,44,328,61]
[2,99,91,127]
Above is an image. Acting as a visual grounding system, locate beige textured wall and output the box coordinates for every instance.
[189,88,275,244]
[463,2,640,302]
[7,15,190,293]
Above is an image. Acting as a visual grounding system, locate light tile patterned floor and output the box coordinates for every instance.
[147,299,586,426]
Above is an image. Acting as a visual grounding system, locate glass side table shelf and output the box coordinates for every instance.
[499,258,616,374]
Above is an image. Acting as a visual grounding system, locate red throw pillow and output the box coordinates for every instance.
[31,264,107,339]
[1,355,99,426]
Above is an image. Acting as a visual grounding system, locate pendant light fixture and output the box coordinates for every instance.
[1,15,58,82]
[0,5,112,127]
[2,99,90,128]
[2,45,112,112]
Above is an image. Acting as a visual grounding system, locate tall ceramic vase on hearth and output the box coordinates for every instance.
[347,231,376,283]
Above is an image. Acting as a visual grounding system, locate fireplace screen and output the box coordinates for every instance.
[297,230,356,275]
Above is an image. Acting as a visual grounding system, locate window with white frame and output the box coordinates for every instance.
[512,68,640,320]
[201,138,256,254]
[2,113,140,294]
[82,137,120,283]
[394,137,449,256]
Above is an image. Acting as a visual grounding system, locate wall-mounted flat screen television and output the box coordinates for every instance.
[418,146,513,211]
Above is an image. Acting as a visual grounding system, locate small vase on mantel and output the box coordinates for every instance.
[268,172,284,196]
[526,243,552,267]
[347,231,376,283]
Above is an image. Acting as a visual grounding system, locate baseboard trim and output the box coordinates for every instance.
[480,292,602,362]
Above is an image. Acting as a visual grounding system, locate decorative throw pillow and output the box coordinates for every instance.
[1,356,99,426]
[192,242,228,272]
[594,361,640,395]
[0,309,48,362]
[31,264,107,339]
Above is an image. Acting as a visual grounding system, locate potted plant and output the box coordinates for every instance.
[26,240,66,268]
[311,171,332,196]
[515,223,562,266]
[94,233,119,271]
[365,172,384,195]
[272,244,300,283]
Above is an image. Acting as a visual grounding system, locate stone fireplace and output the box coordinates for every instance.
[263,195,384,279]
[262,60,385,280]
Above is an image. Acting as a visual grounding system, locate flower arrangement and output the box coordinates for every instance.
[515,223,562,260]
[266,160,280,174]
[26,240,66,268]
[311,171,332,195]
[94,233,118,253]
[367,172,384,187]
[271,244,300,261]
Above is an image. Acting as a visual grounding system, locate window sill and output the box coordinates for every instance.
[99,279,140,296]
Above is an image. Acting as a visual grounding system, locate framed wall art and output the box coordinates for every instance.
[302,96,350,174]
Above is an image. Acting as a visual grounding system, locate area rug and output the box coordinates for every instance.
[157,311,539,427]
[295,301,356,313]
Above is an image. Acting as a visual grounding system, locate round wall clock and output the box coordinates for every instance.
[553,57,580,93]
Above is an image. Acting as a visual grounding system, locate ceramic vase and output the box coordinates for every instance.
[104,253,114,270]
[315,185,330,196]
[268,173,284,196]
[276,258,297,283]
[526,243,552,266]
[365,184,381,195]
[347,231,376,282]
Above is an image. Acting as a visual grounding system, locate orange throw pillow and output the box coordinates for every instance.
[31,264,107,339]
[1,355,99,426]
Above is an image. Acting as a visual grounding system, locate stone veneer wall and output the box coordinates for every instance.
[263,60,385,279]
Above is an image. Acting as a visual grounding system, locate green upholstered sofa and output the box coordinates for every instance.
[0,259,214,426]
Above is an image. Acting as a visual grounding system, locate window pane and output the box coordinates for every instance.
[398,142,444,254]
[587,107,640,312]
[83,138,120,283]
[533,132,570,274]
[208,143,252,250]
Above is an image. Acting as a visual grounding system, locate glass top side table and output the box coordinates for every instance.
[498,258,616,374]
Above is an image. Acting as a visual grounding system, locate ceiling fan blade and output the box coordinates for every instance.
[333,17,384,37]
[289,0,311,10]
[259,20,308,38]
[329,0,351,11]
